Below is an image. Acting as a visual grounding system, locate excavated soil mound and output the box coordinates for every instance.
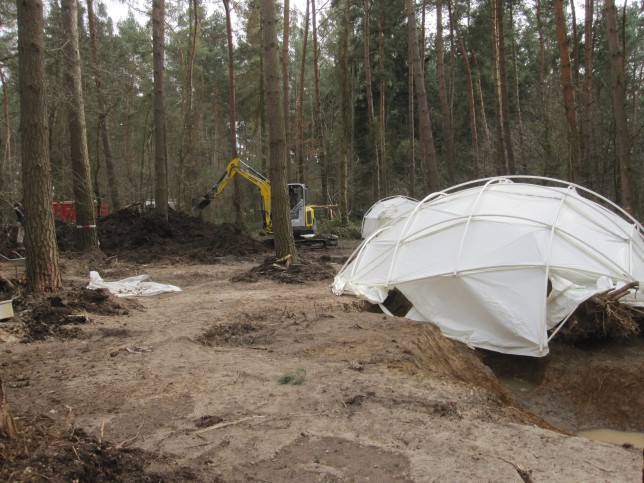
[0,413,200,482]
[56,206,267,263]
[231,254,338,284]
[9,288,140,342]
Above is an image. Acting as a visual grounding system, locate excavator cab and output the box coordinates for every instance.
[288,183,315,237]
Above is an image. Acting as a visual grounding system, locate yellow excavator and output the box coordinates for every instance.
[194,158,337,246]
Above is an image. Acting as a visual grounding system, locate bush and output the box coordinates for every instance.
[318,217,362,239]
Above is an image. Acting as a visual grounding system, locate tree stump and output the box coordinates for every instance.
[0,373,18,439]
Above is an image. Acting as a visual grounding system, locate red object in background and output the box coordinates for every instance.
[52,201,109,222]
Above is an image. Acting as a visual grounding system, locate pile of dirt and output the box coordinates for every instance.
[0,413,199,482]
[56,206,267,263]
[10,288,140,342]
[231,254,338,284]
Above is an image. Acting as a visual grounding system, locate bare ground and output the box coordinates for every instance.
[0,212,643,482]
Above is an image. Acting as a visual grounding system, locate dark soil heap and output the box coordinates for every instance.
[10,288,140,342]
[57,205,267,263]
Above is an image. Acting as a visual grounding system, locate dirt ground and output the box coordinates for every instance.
[1,210,643,482]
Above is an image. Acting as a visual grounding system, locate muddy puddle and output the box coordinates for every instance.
[576,429,644,449]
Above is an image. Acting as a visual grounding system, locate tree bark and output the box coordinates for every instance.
[605,0,635,213]
[312,0,328,203]
[152,0,168,220]
[377,16,386,194]
[406,0,440,193]
[223,0,244,227]
[17,0,63,292]
[0,68,12,197]
[436,0,455,183]
[62,0,100,252]
[408,36,416,198]
[491,0,505,175]
[451,0,479,178]
[536,0,554,176]
[296,0,310,184]
[509,2,524,148]
[581,0,594,187]
[554,0,582,181]
[364,0,381,201]
[260,0,298,261]
[339,0,350,222]
[180,0,199,209]
[283,0,291,178]
[495,0,515,174]
[87,0,122,211]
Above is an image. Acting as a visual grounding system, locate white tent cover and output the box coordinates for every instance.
[334,177,644,357]
[362,196,419,238]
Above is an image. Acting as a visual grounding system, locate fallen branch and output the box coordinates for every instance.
[115,423,143,449]
[498,456,534,483]
[195,415,266,434]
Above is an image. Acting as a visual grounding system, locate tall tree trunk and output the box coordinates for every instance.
[405,0,440,193]
[472,54,490,172]
[17,0,63,292]
[364,0,380,201]
[491,0,505,175]
[62,0,100,252]
[283,0,291,178]
[408,39,416,197]
[554,0,582,181]
[87,0,122,211]
[451,0,479,178]
[312,0,328,203]
[605,0,635,213]
[581,0,594,186]
[260,0,298,261]
[223,0,244,226]
[436,0,455,183]
[569,0,580,91]
[536,0,554,176]
[152,0,168,220]
[181,0,199,209]
[296,0,310,184]
[0,68,13,197]
[377,16,386,194]
[339,0,350,222]
[509,2,524,149]
[495,0,515,174]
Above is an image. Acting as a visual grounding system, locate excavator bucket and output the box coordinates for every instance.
[192,195,211,210]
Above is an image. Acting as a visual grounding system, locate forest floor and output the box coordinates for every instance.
[0,207,643,482]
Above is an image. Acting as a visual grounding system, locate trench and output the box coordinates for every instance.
[478,336,644,447]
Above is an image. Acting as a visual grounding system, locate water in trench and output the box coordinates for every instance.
[576,428,644,450]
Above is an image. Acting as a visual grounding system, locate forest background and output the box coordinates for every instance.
[0,0,642,234]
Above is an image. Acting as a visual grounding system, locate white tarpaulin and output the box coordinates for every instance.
[334,177,644,357]
[362,195,418,238]
[88,271,182,297]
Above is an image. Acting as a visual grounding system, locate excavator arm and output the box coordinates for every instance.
[195,158,273,235]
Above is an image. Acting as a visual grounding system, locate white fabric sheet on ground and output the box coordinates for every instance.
[87,271,182,297]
